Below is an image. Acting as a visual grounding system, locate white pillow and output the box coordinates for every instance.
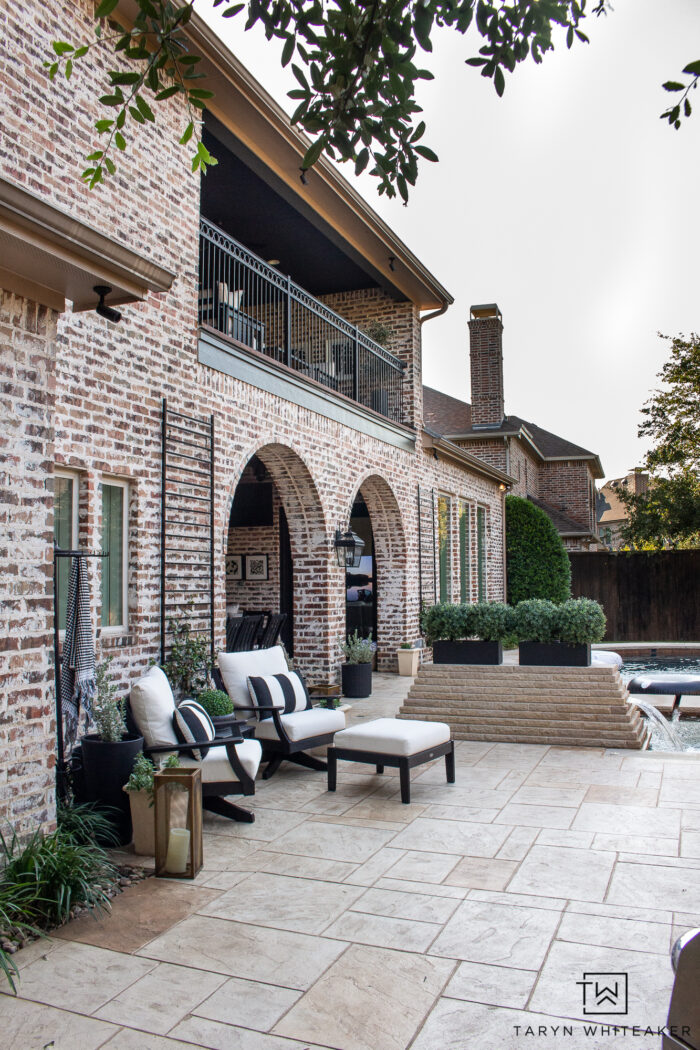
[218,646,288,710]
[129,665,178,748]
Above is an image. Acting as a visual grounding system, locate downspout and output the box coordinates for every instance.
[419,303,449,326]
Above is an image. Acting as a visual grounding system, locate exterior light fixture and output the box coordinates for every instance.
[388,256,396,272]
[334,527,365,568]
[299,168,308,185]
[94,285,122,324]
[499,483,507,492]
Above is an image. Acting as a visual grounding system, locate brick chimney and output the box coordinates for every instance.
[469,303,504,429]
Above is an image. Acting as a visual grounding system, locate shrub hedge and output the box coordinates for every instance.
[505,495,571,604]
[423,598,606,646]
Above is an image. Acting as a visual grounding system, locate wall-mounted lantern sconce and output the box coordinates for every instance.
[94,285,122,324]
[388,256,396,272]
[334,527,365,568]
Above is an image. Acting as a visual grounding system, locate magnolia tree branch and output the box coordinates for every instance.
[45,0,693,200]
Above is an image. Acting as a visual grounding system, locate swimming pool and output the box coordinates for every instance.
[618,656,700,751]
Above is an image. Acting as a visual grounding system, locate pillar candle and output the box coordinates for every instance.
[164,827,190,874]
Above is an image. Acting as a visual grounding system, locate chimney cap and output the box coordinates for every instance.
[470,303,501,320]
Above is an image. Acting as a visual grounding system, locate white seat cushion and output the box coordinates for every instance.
[592,650,623,668]
[254,707,345,742]
[218,646,288,709]
[333,717,450,756]
[129,666,178,749]
[179,738,262,782]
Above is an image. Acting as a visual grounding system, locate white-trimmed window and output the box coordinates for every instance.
[437,493,452,603]
[54,470,79,631]
[101,478,129,631]
[476,505,488,601]
[458,500,471,603]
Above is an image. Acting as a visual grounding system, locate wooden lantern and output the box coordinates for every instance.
[153,766,203,879]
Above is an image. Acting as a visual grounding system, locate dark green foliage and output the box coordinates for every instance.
[512,599,558,642]
[163,618,212,697]
[620,334,700,549]
[0,803,119,992]
[554,598,606,644]
[197,689,234,717]
[422,601,514,644]
[47,1,623,201]
[505,495,571,604]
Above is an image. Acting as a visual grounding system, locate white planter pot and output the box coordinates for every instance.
[397,648,420,676]
[124,787,156,855]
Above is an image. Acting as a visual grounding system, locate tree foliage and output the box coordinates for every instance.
[505,494,571,604]
[42,0,621,200]
[620,333,700,549]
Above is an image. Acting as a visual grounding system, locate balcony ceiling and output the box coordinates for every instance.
[202,121,397,300]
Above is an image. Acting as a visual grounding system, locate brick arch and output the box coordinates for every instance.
[226,442,336,679]
[349,472,409,671]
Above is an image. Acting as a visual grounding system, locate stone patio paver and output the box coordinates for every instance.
[3,672,699,1049]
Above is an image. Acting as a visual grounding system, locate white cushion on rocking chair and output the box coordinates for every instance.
[253,707,346,742]
[218,646,288,709]
[129,665,178,749]
[178,738,262,782]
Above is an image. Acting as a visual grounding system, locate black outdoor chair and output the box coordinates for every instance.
[258,613,287,649]
[226,614,243,652]
[233,614,264,652]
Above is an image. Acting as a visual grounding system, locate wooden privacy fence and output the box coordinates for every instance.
[569,550,700,642]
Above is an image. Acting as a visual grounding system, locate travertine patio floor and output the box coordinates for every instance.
[3,674,700,1050]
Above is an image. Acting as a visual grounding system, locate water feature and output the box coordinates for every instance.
[619,656,700,752]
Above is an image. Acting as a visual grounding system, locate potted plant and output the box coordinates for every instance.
[124,753,180,855]
[197,688,238,733]
[81,659,144,845]
[515,598,605,666]
[423,602,509,664]
[162,619,212,700]
[340,630,374,698]
[397,642,421,677]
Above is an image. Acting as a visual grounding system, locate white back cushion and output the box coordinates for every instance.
[129,665,178,748]
[218,646,288,710]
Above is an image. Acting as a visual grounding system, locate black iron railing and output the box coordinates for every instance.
[199,218,405,424]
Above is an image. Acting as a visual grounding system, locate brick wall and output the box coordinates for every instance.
[507,438,541,499]
[0,290,58,834]
[539,460,596,532]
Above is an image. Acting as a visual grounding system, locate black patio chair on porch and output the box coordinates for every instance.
[258,613,287,649]
[231,614,264,652]
[225,614,243,652]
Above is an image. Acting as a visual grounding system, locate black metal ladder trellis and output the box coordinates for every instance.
[161,399,215,664]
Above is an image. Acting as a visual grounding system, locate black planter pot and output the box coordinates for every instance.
[432,640,503,665]
[81,733,144,845]
[518,641,591,667]
[341,662,372,698]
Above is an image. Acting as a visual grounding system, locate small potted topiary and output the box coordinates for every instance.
[197,688,239,734]
[396,641,421,677]
[551,598,606,666]
[340,630,374,698]
[423,602,509,664]
[81,658,144,845]
[124,752,180,855]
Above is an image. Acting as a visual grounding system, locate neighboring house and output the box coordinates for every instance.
[423,304,604,552]
[598,471,649,548]
[0,3,512,830]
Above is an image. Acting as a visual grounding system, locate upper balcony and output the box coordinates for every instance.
[198,218,406,426]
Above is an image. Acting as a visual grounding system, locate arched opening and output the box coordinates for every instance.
[345,474,408,671]
[225,443,335,679]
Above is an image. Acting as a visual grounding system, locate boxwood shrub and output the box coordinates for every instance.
[512,599,558,642]
[423,602,513,644]
[505,495,571,604]
[554,598,606,644]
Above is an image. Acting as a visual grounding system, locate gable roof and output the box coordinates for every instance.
[528,496,595,538]
[422,386,604,478]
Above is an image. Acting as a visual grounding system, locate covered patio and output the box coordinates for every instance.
[3,675,698,1050]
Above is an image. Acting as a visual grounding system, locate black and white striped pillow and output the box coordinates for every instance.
[247,672,311,721]
[173,699,215,760]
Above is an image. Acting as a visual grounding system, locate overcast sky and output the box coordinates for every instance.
[200,0,699,481]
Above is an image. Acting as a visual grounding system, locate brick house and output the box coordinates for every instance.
[424,304,604,551]
[0,2,512,831]
[598,471,649,549]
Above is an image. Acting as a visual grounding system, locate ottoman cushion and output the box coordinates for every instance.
[333,717,450,757]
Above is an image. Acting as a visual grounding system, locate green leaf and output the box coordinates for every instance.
[187,89,214,99]
[222,3,245,16]
[109,71,141,85]
[155,86,180,101]
[129,106,146,124]
[281,36,295,67]
[86,150,103,161]
[74,46,89,58]
[95,119,113,132]
[494,66,505,97]
[414,144,438,162]
[115,131,126,151]
[663,81,685,93]
[682,60,700,76]
[104,157,116,175]
[52,41,73,56]
[65,58,73,78]
[135,95,155,121]
[99,94,123,107]
[95,0,120,16]
[301,137,325,169]
[180,121,194,145]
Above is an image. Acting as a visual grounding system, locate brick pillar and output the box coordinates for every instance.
[469,303,504,429]
[0,289,58,835]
